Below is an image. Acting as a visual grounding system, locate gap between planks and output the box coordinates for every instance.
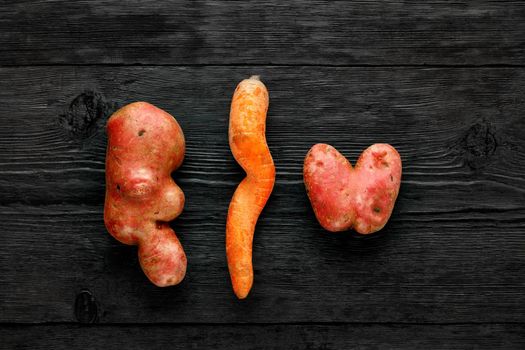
[0,63,524,69]
[1,321,524,327]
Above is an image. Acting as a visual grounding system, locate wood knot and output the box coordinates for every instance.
[459,119,498,169]
[74,290,98,323]
[59,91,117,141]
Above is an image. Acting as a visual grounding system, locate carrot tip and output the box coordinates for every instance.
[234,288,250,300]
[249,75,261,81]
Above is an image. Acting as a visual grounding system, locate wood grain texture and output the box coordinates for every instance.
[2,323,524,350]
[1,0,525,66]
[0,66,524,323]
[2,1,525,347]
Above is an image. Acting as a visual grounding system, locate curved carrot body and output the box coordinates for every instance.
[226,76,275,299]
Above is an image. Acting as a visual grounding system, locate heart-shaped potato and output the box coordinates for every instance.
[303,143,402,234]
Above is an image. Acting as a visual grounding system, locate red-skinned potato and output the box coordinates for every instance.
[104,102,187,287]
[303,143,402,234]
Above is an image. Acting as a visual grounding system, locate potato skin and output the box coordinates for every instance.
[304,143,402,234]
[104,102,187,286]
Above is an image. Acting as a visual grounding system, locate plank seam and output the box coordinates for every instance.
[0,63,524,68]
[1,321,524,327]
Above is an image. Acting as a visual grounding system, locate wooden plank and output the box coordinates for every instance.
[0,66,524,323]
[1,204,525,323]
[2,323,524,350]
[0,66,524,207]
[1,1,525,66]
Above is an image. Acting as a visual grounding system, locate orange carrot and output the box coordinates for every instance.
[226,76,275,299]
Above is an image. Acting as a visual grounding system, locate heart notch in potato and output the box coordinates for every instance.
[303,143,402,234]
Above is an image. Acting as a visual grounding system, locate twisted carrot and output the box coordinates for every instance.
[226,76,275,299]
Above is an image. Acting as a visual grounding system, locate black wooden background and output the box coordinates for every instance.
[1,1,525,349]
